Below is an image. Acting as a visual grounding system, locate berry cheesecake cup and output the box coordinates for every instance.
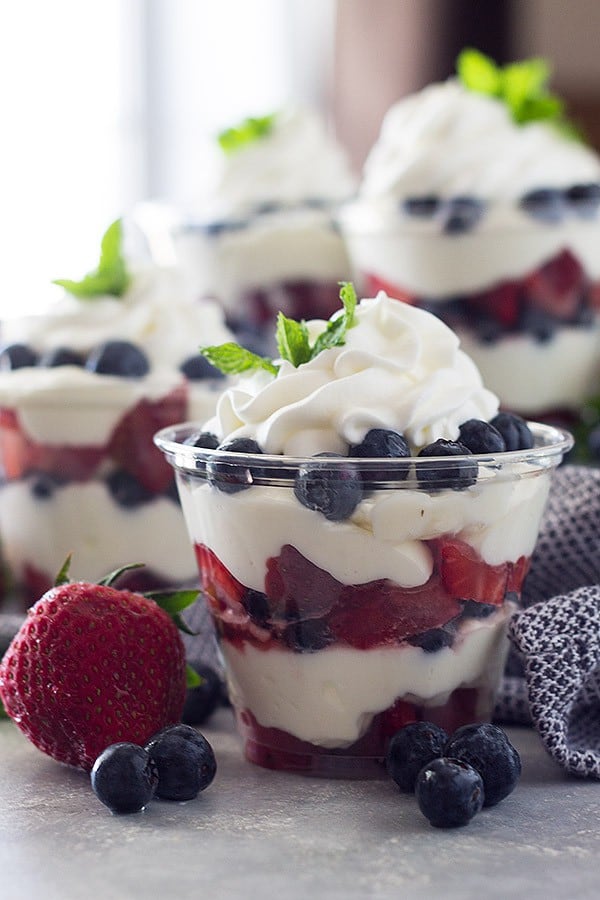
[156,290,572,776]
[171,109,356,343]
[0,222,233,606]
[340,53,600,420]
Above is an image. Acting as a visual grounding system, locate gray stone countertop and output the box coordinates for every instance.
[1,710,599,900]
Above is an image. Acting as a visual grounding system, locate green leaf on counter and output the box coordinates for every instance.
[217,113,277,154]
[53,219,131,299]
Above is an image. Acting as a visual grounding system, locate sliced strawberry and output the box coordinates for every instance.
[364,273,416,304]
[469,281,521,328]
[194,544,245,620]
[523,249,585,319]
[435,538,508,605]
[327,574,462,650]
[108,383,188,494]
[506,555,531,594]
[265,544,343,622]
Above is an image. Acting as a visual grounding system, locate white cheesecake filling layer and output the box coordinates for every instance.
[223,608,511,748]
[0,481,197,585]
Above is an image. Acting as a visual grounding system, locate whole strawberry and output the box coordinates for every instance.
[0,559,198,771]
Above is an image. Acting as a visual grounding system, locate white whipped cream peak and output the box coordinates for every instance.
[206,291,499,452]
[1,265,233,372]
[198,108,356,220]
[357,80,600,213]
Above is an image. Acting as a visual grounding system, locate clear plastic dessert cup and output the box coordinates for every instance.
[341,219,600,422]
[0,376,222,607]
[156,420,572,778]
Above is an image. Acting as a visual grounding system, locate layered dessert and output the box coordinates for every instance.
[156,288,571,776]
[0,220,233,605]
[171,108,356,342]
[340,51,600,419]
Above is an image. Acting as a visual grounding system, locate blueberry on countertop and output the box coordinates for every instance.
[86,340,150,377]
[417,439,478,491]
[294,454,363,520]
[490,412,534,451]
[145,724,217,801]
[444,722,521,807]
[519,188,565,223]
[182,663,224,726]
[458,419,506,454]
[0,343,39,370]
[207,437,264,494]
[415,757,485,827]
[386,722,449,793]
[91,742,158,814]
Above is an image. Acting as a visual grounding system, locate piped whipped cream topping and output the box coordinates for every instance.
[1,266,232,373]
[196,108,357,222]
[206,292,499,453]
[347,80,600,230]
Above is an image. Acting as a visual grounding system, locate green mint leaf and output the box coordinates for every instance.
[218,113,277,155]
[457,48,501,96]
[200,343,279,376]
[502,58,550,113]
[186,664,203,689]
[53,219,131,299]
[276,313,311,366]
[311,281,358,358]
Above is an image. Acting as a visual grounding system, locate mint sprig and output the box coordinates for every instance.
[53,219,131,299]
[457,48,581,138]
[218,113,277,155]
[201,282,358,376]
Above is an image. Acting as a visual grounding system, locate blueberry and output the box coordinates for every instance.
[242,588,271,626]
[180,355,225,381]
[182,663,223,726]
[145,724,217,801]
[519,306,557,342]
[442,197,484,234]
[458,419,506,454]
[107,470,153,508]
[183,430,220,449]
[459,599,498,619]
[408,628,454,653]
[415,757,485,827]
[349,428,411,460]
[402,195,441,218]
[565,182,600,219]
[253,200,282,215]
[417,440,478,491]
[0,343,38,370]
[30,471,64,499]
[519,188,565,223]
[294,455,363,520]
[489,412,533,451]
[444,723,521,807]
[284,618,334,652]
[91,742,158,814]
[39,347,84,367]
[474,315,505,344]
[206,437,263,494]
[386,722,449,792]
[86,340,150,377]
[198,219,246,237]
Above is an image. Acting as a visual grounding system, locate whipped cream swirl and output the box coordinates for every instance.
[352,80,600,227]
[207,292,499,453]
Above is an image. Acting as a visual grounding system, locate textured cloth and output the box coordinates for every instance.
[494,465,600,777]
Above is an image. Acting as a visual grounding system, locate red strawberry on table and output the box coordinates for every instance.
[0,558,198,771]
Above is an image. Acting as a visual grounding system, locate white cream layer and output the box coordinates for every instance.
[223,608,511,748]
[0,481,197,585]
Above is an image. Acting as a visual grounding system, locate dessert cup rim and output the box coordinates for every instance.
[154,420,573,485]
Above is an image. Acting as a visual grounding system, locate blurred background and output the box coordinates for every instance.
[3,0,600,316]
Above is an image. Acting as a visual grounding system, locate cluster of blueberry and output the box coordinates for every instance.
[91,723,217,815]
[386,721,521,828]
[185,196,335,239]
[402,182,600,234]
[0,339,223,382]
[188,412,533,521]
